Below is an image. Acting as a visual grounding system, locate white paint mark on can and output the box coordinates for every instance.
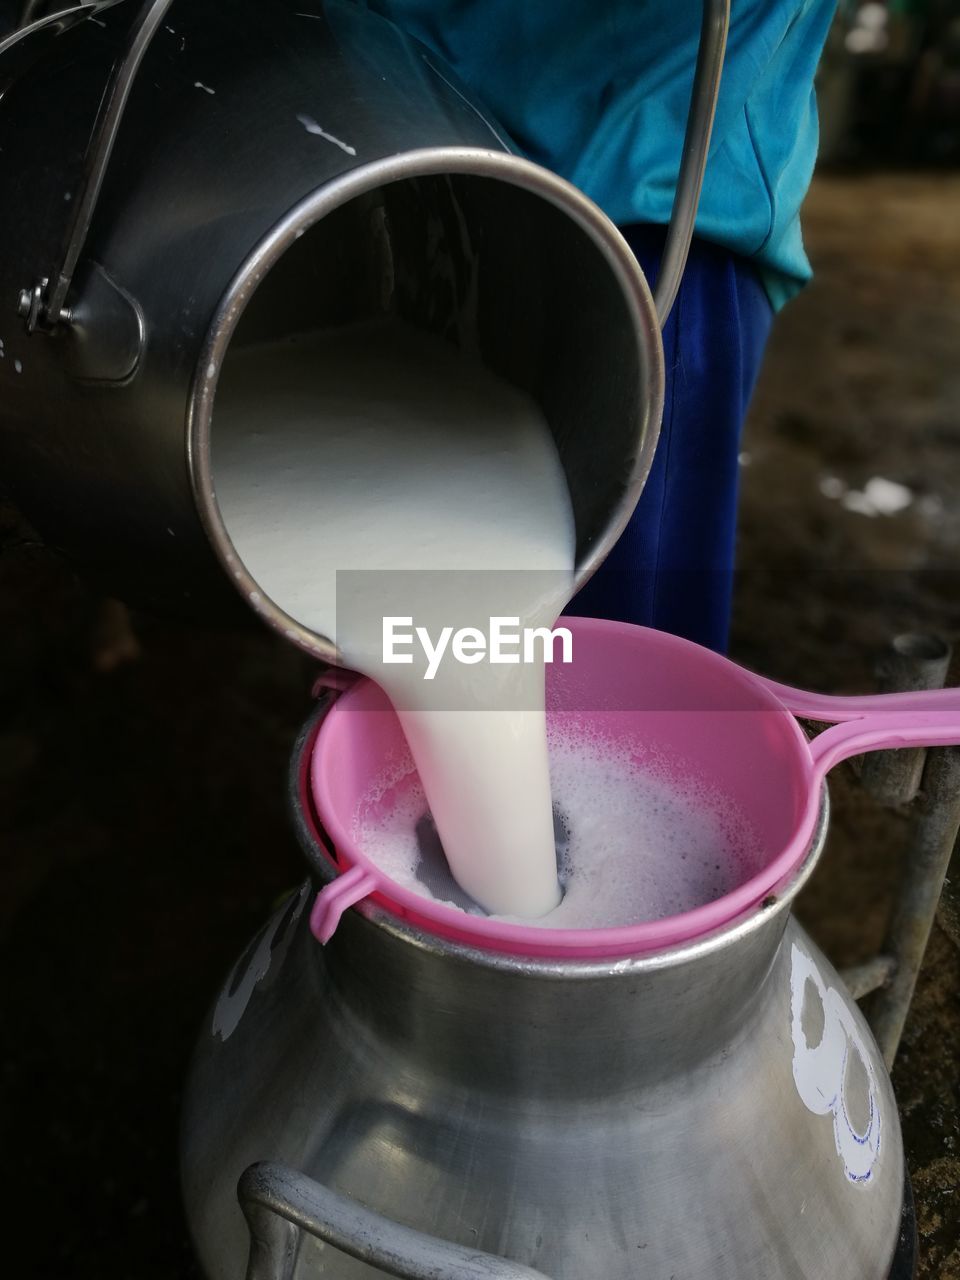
[296,113,357,155]
[789,943,882,1185]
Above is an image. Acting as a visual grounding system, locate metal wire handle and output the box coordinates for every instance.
[15,0,175,333]
[16,0,81,25]
[654,0,730,326]
[239,1161,554,1280]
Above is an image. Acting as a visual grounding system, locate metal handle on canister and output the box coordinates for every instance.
[238,1161,554,1280]
[654,0,730,327]
[15,0,175,334]
[9,0,195,347]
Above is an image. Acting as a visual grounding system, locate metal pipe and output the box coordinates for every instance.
[868,742,960,1069]
[839,953,897,1001]
[860,632,952,807]
[937,839,960,950]
[654,0,730,325]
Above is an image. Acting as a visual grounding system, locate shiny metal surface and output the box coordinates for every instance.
[181,713,905,1280]
[0,0,663,647]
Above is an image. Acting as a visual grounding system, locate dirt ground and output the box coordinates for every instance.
[733,171,960,1279]
[1,172,958,1278]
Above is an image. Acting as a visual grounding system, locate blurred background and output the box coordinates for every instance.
[820,0,960,166]
[1,1,959,1276]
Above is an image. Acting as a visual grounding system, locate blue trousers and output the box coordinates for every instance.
[567,226,774,653]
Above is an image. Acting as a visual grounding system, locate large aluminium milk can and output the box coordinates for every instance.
[180,699,915,1280]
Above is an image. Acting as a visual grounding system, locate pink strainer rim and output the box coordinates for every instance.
[306,620,823,958]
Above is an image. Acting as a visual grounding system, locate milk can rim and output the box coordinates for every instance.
[186,145,665,663]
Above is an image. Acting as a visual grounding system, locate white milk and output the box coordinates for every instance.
[213,321,575,917]
[356,728,764,928]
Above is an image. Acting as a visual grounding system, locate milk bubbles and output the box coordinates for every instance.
[356,725,764,930]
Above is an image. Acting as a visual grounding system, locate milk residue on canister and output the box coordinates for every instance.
[212,320,576,917]
[355,726,765,928]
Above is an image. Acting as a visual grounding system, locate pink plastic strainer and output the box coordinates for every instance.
[307,617,960,958]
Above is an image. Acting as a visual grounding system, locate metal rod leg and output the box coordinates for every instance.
[860,633,952,807]
[868,743,960,1069]
[937,836,960,949]
[839,953,897,1001]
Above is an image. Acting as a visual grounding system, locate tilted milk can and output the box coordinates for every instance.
[0,0,678,651]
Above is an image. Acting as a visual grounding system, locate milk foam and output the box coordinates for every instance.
[356,728,764,929]
[213,322,575,917]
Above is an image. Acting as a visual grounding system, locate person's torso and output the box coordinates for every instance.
[363,0,838,308]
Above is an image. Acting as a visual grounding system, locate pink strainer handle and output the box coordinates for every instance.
[761,677,960,724]
[808,710,960,783]
[310,865,379,944]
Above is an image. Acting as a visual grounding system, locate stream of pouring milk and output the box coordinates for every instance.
[213,321,575,917]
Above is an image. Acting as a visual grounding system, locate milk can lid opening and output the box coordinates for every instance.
[189,151,664,661]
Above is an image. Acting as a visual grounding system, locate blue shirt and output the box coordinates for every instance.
[364,0,837,309]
